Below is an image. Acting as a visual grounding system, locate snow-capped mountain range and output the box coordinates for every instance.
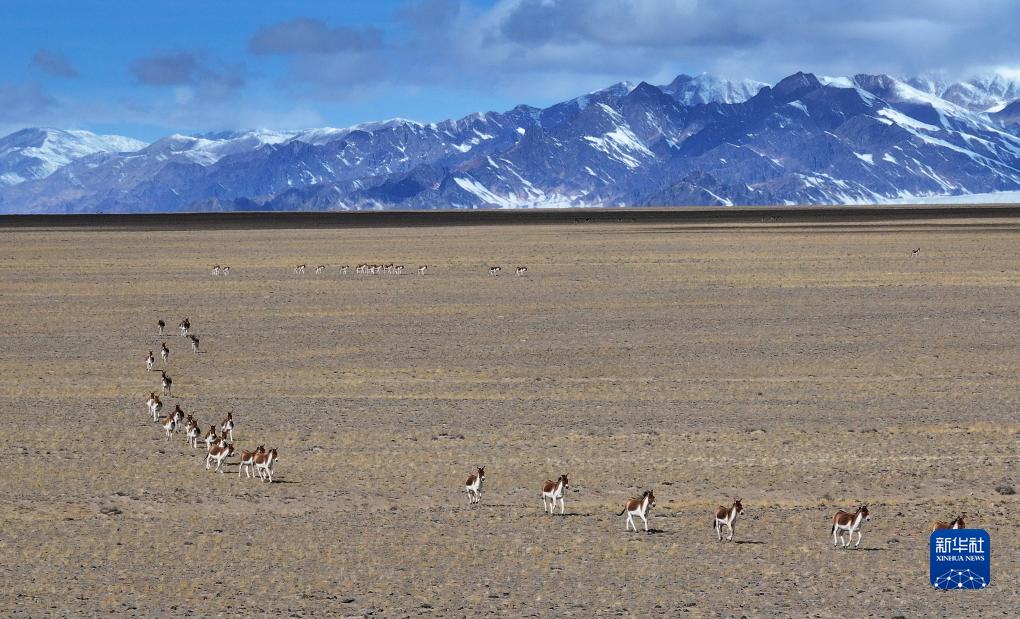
[2,70,1020,212]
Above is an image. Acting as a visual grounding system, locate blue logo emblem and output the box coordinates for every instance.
[930,529,990,589]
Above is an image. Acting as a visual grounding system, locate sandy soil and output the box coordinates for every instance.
[0,217,1018,616]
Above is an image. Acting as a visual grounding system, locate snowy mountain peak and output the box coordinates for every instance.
[908,69,1020,112]
[0,127,146,187]
[660,73,767,105]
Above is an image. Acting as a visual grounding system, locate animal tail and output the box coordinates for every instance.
[831,522,836,535]
[617,508,626,516]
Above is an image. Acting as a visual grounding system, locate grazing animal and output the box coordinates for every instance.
[205,443,235,472]
[211,265,221,276]
[202,425,217,450]
[542,474,570,514]
[932,514,966,533]
[911,247,920,256]
[160,342,169,364]
[188,334,199,353]
[185,419,200,448]
[161,415,177,441]
[619,490,656,532]
[157,319,165,336]
[515,266,528,276]
[417,265,427,275]
[238,445,266,478]
[253,448,279,482]
[294,264,306,275]
[315,265,326,274]
[146,392,162,422]
[160,371,172,396]
[465,467,485,504]
[832,505,871,548]
[488,266,501,276]
[220,412,234,441]
[714,498,745,542]
[222,266,230,276]
[146,351,155,371]
[339,265,349,275]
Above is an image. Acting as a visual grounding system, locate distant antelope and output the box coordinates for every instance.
[178,318,190,337]
[161,415,177,441]
[160,342,169,364]
[339,265,349,275]
[315,265,326,274]
[911,247,920,257]
[188,334,199,353]
[222,266,230,275]
[619,490,656,532]
[157,319,165,336]
[221,412,234,441]
[932,514,966,533]
[515,266,528,276]
[714,498,745,542]
[202,425,217,450]
[832,505,870,548]
[417,265,427,275]
[211,265,221,276]
[465,467,485,504]
[146,392,162,422]
[205,443,235,472]
[542,474,570,514]
[254,448,279,482]
[145,351,155,371]
[238,445,265,479]
[185,419,200,448]
[294,264,306,275]
[488,266,501,276]
[160,371,173,396]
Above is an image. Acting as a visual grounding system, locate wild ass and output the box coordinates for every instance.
[714,498,745,542]
[465,467,485,504]
[931,514,966,533]
[220,412,234,441]
[188,334,199,352]
[619,490,656,533]
[832,505,871,548]
[146,351,155,371]
[238,445,265,479]
[157,319,165,336]
[542,474,569,514]
[160,371,172,397]
[253,448,279,482]
[160,342,169,364]
[205,443,235,473]
[146,392,162,422]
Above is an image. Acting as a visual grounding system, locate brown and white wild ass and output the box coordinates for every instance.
[222,266,230,276]
[619,490,656,532]
[931,514,966,533]
[185,418,200,448]
[488,266,501,276]
[832,505,870,548]
[294,264,306,275]
[157,319,165,336]
[253,448,279,482]
[542,474,569,514]
[220,412,234,441]
[714,498,744,542]
[146,351,155,371]
[315,265,326,274]
[211,265,221,276]
[205,443,235,472]
[202,425,217,450]
[417,265,427,275]
[188,334,199,352]
[161,414,177,441]
[147,392,162,422]
[465,467,485,504]
[160,342,169,364]
[238,445,265,478]
[178,318,190,337]
[161,371,172,396]
[515,266,528,276]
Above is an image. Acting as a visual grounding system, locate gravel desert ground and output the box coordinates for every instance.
[1,215,1018,616]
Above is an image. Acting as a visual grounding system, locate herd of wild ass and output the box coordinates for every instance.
[146,316,279,482]
[140,260,969,546]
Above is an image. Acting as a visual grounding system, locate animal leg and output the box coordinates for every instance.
[640,514,649,532]
[559,498,565,515]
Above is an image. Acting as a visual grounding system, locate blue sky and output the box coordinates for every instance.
[2,0,1019,141]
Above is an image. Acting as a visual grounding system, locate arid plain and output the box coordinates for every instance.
[1,215,1018,616]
